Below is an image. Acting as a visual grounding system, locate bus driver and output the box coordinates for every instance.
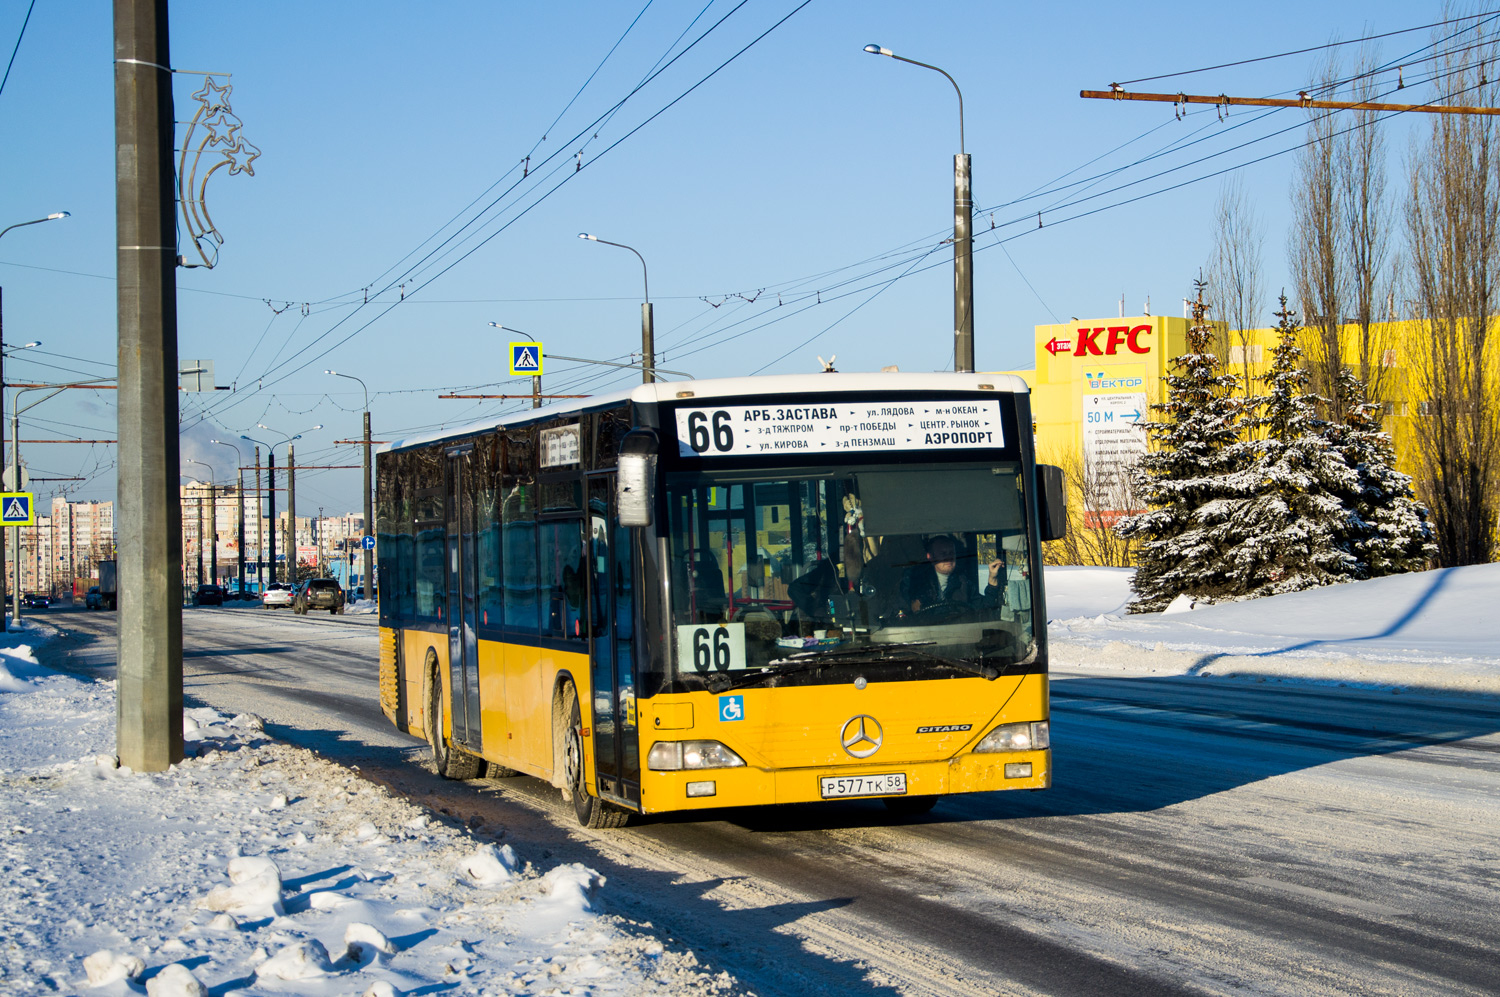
[901,534,1005,614]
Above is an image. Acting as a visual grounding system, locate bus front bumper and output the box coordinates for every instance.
[640,748,1050,813]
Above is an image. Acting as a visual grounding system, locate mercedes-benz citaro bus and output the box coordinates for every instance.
[376,373,1067,827]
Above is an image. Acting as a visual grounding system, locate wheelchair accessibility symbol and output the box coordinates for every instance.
[718,695,745,722]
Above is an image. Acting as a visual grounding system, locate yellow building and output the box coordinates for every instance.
[999,315,1422,549]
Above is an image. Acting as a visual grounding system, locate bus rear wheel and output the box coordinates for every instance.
[565,693,628,829]
[428,664,481,780]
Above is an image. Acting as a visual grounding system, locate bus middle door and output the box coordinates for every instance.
[445,446,481,751]
[586,475,640,808]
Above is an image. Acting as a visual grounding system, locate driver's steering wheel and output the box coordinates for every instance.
[909,601,975,625]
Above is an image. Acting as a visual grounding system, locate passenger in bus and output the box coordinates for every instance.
[678,551,728,623]
[900,534,1004,614]
[788,556,844,630]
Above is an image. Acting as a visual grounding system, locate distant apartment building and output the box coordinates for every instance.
[24,498,119,596]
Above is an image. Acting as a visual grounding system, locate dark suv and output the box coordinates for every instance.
[294,578,346,615]
[194,584,224,606]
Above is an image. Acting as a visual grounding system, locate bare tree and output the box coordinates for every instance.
[1289,55,1348,418]
[1206,177,1266,395]
[1039,446,1141,567]
[1341,46,1395,404]
[1404,24,1500,566]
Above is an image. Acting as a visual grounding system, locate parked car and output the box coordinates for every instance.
[85,586,105,609]
[22,593,50,608]
[260,583,293,609]
[194,584,224,606]
[294,577,346,615]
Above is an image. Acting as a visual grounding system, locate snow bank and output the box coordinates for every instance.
[0,658,729,995]
[1046,563,1500,694]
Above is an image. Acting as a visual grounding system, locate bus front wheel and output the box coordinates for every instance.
[565,692,628,829]
[427,662,481,780]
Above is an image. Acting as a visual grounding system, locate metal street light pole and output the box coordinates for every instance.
[488,323,543,407]
[0,211,69,631]
[325,370,372,600]
[210,439,246,596]
[864,44,973,372]
[185,458,215,588]
[578,233,655,383]
[242,425,319,587]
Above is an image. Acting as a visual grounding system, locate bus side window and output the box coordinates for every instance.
[539,520,586,640]
[503,482,538,634]
[477,438,503,629]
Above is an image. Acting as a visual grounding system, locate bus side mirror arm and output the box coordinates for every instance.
[617,429,659,527]
[1037,464,1068,542]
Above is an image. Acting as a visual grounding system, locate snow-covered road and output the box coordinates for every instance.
[17,566,1500,996]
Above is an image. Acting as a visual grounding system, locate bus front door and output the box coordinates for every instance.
[445,448,481,751]
[587,475,640,808]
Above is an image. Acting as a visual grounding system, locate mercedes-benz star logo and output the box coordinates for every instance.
[840,714,884,759]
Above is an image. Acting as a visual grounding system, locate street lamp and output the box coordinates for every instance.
[184,458,215,590]
[490,323,691,382]
[210,439,247,597]
[241,425,321,586]
[325,370,373,602]
[0,211,68,630]
[0,212,70,242]
[578,233,655,383]
[488,323,544,408]
[864,44,974,372]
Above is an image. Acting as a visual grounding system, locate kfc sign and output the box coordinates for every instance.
[1070,324,1152,357]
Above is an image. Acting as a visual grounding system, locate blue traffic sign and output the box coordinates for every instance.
[0,492,34,526]
[361,535,376,550]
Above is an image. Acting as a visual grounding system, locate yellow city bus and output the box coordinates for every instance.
[376,373,1066,827]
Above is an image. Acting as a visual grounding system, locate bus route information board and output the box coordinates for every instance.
[675,399,1005,456]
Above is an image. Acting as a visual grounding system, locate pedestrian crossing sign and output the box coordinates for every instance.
[509,342,544,375]
[0,492,34,527]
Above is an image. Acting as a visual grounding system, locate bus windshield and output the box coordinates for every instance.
[663,461,1036,690]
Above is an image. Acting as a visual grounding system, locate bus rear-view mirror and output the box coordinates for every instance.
[1037,464,1068,541]
[617,429,659,527]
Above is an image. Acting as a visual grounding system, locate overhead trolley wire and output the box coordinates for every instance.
[1114,9,1500,86]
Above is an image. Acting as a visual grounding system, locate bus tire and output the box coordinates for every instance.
[565,690,628,829]
[427,659,482,780]
[883,794,938,816]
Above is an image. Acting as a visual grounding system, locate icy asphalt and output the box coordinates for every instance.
[6,565,1500,996]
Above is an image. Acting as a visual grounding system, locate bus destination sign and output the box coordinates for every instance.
[675,399,1005,456]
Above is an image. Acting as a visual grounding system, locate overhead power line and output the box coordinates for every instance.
[1114,9,1500,86]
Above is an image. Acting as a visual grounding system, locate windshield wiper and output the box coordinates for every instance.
[704,656,840,692]
[816,644,1002,680]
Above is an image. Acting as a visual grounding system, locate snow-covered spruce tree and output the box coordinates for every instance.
[1116,282,1247,612]
[1324,364,1437,575]
[1214,295,1365,598]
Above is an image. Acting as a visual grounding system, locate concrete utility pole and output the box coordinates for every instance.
[253,446,261,590]
[115,0,183,771]
[577,234,656,382]
[265,451,276,584]
[211,439,244,595]
[286,444,296,584]
[363,410,372,597]
[864,45,973,372]
[325,370,374,600]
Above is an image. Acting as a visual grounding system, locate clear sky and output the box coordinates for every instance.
[0,0,1455,513]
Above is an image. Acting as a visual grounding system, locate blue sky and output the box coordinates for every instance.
[0,0,1452,511]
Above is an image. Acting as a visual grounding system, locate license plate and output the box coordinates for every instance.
[819,773,907,799]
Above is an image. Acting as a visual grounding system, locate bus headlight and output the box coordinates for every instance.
[647,740,747,771]
[974,721,1049,753]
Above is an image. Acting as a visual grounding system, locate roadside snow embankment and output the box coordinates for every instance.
[0,633,732,997]
[1046,563,1500,694]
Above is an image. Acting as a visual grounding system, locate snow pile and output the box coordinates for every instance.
[1046,563,1500,693]
[0,640,733,996]
[346,598,378,615]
